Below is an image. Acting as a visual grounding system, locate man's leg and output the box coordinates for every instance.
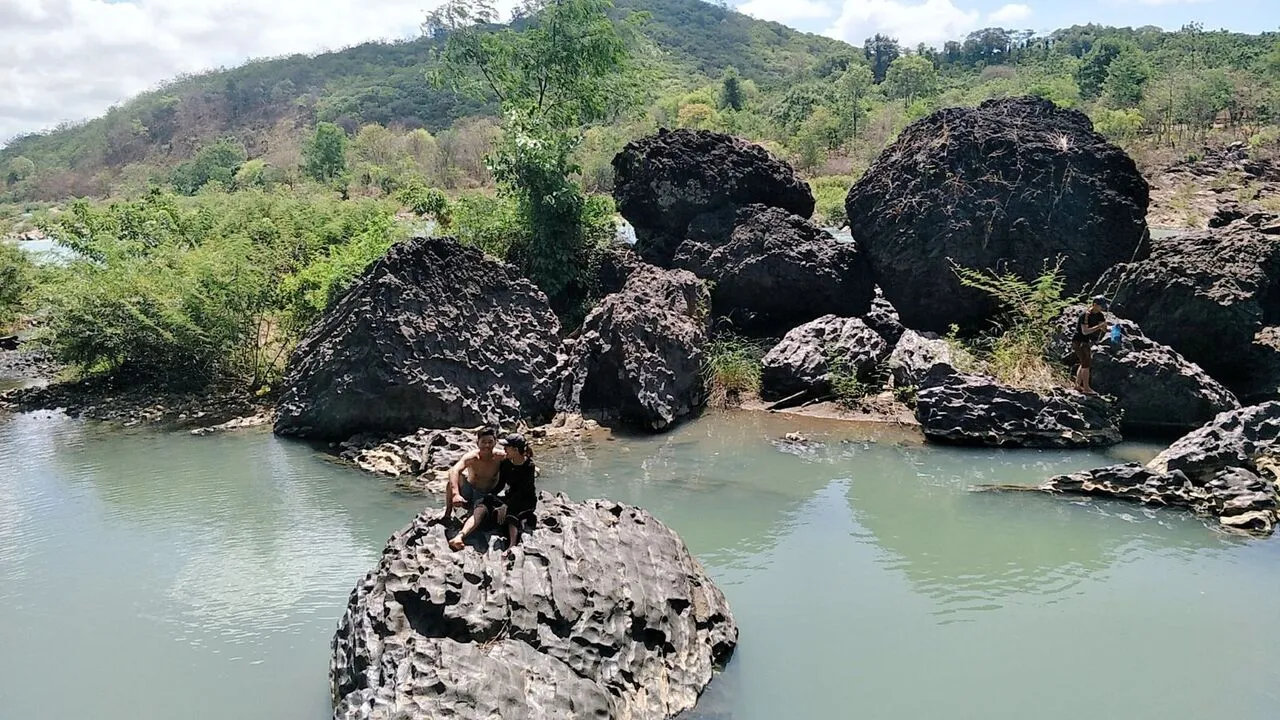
[450,505,488,550]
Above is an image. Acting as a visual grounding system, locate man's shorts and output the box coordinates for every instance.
[1073,339,1092,369]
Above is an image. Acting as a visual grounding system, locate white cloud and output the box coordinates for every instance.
[738,0,836,22]
[822,0,983,48]
[0,0,532,145]
[988,3,1032,24]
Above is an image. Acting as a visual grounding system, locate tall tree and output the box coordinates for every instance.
[427,0,644,321]
[719,66,745,111]
[884,55,938,106]
[837,63,874,137]
[302,123,349,183]
[864,34,901,83]
[1101,51,1151,108]
[1077,37,1128,99]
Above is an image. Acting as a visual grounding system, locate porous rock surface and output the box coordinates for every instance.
[1095,222,1280,399]
[672,204,875,334]
[846,96,1149,331]
[914,366,1122,448]
[760,315,888,400]
[330,494,738,719]
[556,264,709,431]
[612,128,814,266]
[991,403,1280,535]
[1050,307,1238,434]
[274,236,563,441]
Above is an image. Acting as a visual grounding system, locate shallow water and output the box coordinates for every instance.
[2,410,1279,719]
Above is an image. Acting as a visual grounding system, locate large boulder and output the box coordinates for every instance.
[672,205,875,334]
[1049,307,1238,435]
[1095,223,1280,399]
[331,495,738,719]
[556,264,710,432]
[612,128,815,266]
[914,366,1122,448]
[273,236,563,440]
[863,287,906,346]
[1148,402,1280,482]
[846,96,1149,332]
[760,315,888,401]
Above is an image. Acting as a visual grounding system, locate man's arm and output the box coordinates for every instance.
[442,450,477,520]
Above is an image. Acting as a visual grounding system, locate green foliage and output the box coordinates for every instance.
[704,334,764,406]
[33,190,402,386]
[303,123,349,183]
[448,191,527,258]
[0,242,34,328]
[1102,51,1151,108]
[718,67,745,110]
[396,180,453,223]
[885,55,938,105]
[809,175,855,226]
[1092,108,1145,140]
[836,63,874,136]
[171,138,247,195]
[864,34,901,83]
[950,258,1079,390]
[6,157,34,185]
[827,351,872,407]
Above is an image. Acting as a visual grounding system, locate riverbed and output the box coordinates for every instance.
[3,409,1279,719]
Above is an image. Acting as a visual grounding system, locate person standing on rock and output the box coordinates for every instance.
[1072,295,1110,395]
[442,427,505,540]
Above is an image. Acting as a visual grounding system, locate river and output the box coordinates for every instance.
[3,409,1280,718]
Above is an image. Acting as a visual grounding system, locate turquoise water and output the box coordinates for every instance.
[2,409,1278,719]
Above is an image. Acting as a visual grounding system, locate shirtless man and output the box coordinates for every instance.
[442,427,505,547]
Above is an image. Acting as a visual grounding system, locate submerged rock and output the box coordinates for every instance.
[330,495,738,719]
[914,366,1122,448]
[556,264,709,432]
[672,205,875,335]
[1050,308,1239,434]
[760,315,888,401]
[612,128,814,266]
[846,96,1149,332]
[273,236,563,441]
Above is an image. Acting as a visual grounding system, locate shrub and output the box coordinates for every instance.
[448,191,527,260]
[950,258,1079,391]
[704,335,764,406]
[809,175,855,227]
[0,241,33,328]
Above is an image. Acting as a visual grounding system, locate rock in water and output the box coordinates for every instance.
[672,205,875,334]
[846,96,1149,332]
[760,315,888,400]
[914,366,1122,448]
[330,495,738,719]
[274,236,563,440]
[1148,402,1280,481]
[1050,307,1238,435]
[1095,223,1280,399]
[885,329,966,389]
[612,129,814,266]
[556,264,710,432]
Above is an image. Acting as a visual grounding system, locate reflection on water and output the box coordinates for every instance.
[3,409,1280,719]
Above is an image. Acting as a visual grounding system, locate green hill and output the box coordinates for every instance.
[0,0,851,197]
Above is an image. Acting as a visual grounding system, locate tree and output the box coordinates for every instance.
[1077,37,1127,99]
[836,63,874,137]
[428,0,642,321]
[884,55,938,106]
[677,102,716,129]
[171,138,246,195]
[864,34,901,83]
[1101,51,1151,108]
[6,156,34,184]
[302,123,349,183]
[719,66,745,111]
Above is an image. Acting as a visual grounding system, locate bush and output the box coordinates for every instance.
[704,335,764,406]
[34,189,403,387]
[0,241,34,328]
[809,175,855,227]
[448,192,527,260]
[950,258,1079,391]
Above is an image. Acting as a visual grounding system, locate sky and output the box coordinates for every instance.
[1,0,1278,146]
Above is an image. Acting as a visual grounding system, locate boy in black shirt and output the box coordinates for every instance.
[1072,295,1110,395]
